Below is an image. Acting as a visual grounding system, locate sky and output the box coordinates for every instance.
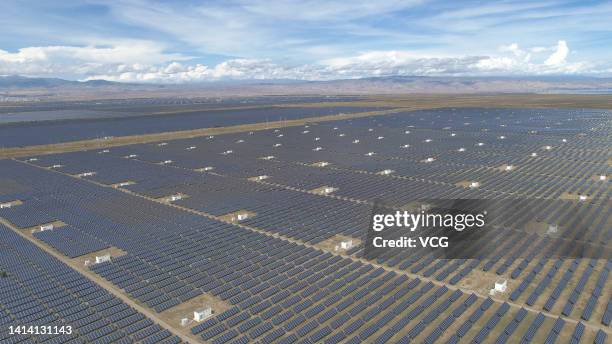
[1,0,611,83]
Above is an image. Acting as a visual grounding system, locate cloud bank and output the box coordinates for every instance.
[1,1,611,83]
[0,40,602,83]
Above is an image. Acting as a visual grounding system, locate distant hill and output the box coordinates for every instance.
[0,75,74,87]
[1,74,611,101]
[0,75,123,88]
[308,75,612,94]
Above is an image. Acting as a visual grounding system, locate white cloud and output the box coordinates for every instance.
[0,41,187,79]
[85,59,323,83]
[0,40,604,83]
[316,41,590,78]
[544,40,569,66]
[499,43,521,56]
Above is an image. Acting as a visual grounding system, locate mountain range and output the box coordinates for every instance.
[1,75,611,101]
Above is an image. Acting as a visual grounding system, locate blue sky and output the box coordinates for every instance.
[1,0,611,82]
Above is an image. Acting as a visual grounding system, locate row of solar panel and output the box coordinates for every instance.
[0,224,182,344]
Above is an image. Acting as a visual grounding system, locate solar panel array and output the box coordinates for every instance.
[0,223,182,344]
[0,105,387,147]
[0,96,366,122]
[1,106,610,343]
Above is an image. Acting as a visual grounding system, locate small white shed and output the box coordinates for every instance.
[95,255,111,264]
[340,240,353,250]
[194,307,213,322]
[494,280,507,293]
[322,187,336,195]
[40,224,54,231]
[169,195,183,202]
